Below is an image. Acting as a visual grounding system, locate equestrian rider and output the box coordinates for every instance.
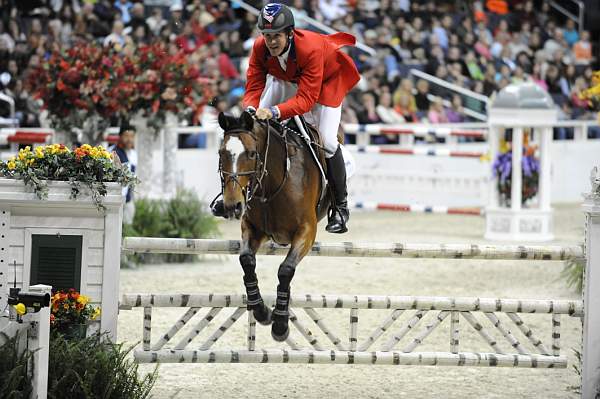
[212,2,360,234]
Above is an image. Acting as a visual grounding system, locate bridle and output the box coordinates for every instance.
[215,119,292,211]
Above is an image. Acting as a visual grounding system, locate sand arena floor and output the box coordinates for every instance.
[118,204,583,399]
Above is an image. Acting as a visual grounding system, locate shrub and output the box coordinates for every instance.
[0,333,32,399]
[125,188,219,264]
[48,333,157,399]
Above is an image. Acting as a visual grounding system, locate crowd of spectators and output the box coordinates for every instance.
[0,0,598,144]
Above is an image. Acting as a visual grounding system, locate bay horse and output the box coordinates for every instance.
[217,110,331,341]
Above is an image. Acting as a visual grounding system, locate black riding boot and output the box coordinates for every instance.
[210,198,227,218]
[325,146,349,234]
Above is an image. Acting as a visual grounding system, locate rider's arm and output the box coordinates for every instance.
[276,47,324,120]
[243,39,267,110]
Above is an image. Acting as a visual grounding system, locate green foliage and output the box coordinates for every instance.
[125,188,219,264]
[0,333,33,399]
[561,256,585,293]
[48,332,157,399]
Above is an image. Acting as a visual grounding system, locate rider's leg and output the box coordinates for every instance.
[313,104,349,233]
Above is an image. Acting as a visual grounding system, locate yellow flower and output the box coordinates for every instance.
[35,147,44,158]
[81,144,92,151]
[91,307,101,320]
[27,159,35,166]
[7,160,16,170]
[77,295,89,305]
[89,147,100,158]
[14,303,26,315]
[63,303,69,310]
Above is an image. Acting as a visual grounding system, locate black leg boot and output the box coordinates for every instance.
[325,146,349,234]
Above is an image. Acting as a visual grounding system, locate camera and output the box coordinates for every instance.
[8,287,50,313]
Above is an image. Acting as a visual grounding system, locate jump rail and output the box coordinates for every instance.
[122,237,583,260]
[120,293,581,368]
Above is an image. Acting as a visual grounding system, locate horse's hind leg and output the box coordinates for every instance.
[240,219,271,325]
[272,223,317,341]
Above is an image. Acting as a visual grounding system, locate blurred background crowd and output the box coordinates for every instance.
[0,0,598,144]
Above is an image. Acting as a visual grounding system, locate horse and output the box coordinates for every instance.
[217,110,332,341]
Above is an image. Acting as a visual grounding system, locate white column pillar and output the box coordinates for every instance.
[101,204,123,341]
[29,284,51,399]
[511,128,523,211]
[162,112,178,199]
[582,179,600,399]
[131,112,152,198]
[538,127,552,210]
[488,125,499,208]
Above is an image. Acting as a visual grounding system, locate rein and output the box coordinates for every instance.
[218,119,291,208]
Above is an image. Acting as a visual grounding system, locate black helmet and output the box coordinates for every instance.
[257,3,295,34]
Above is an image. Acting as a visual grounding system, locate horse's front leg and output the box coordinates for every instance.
[240,217,271,325]
[271,223,317,341]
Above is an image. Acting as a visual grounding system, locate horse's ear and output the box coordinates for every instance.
[240,111,254,131]
[218,112,229,131]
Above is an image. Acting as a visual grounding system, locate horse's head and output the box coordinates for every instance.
[217,111,258,219]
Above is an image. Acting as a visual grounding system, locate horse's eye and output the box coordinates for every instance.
[247,151,257,159]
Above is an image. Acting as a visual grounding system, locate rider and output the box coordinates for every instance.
[211,2,360,233]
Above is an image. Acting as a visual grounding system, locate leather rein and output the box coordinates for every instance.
[218,118,295,209]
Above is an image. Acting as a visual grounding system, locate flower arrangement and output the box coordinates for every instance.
[581,70,600,124]
[491,132,540,207]
[132,41,213,130]
[0,144,136,210]
[50,289,101,335]
[29,41,213,144]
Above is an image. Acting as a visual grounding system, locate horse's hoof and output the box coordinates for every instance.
[271,322,289,342]
[253,305,272,326]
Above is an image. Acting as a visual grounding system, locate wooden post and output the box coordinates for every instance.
[582,169,600,398]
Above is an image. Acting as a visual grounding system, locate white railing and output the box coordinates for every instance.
[1,119,597,155]
[409,69,490,116]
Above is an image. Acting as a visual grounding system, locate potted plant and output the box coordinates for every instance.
[50,289,101,339]
[491,131,540,207]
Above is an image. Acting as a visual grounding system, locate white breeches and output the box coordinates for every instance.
[259,75,341,158]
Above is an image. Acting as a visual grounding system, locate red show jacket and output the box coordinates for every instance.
[243,29,360,120]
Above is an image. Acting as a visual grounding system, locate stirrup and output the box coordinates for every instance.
[326,205,349,234]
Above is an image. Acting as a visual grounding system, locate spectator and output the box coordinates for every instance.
[427,97,449,124]
[110,122,137,224]
[445,94,465,123]
[573,31,593,65]
[146,8,167,37]
[114,0,132,25]
[356,92,382,125]
[563,19,579,48]
[414,79,430,114]
[103,19,125,48]
[376,91,405,124]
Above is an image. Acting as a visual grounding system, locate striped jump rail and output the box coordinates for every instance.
[120,293,582,368]
[122,237,583,260]
[347,145,484,158]
[351,202,484,216]
[343,124,487,138]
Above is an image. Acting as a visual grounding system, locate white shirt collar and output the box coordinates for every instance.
[277,45,291,71]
